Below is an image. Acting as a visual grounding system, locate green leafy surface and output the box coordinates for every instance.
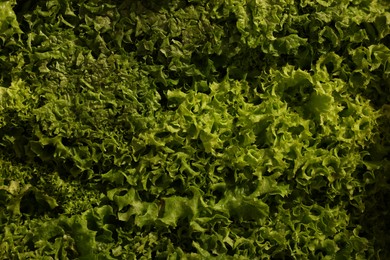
[1,0,390,259]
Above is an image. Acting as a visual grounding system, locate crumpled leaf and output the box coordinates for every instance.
[1,0,389,258]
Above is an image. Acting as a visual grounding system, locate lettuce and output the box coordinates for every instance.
[1,0,390,259]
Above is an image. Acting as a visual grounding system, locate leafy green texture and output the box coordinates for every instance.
[1,0,390,259]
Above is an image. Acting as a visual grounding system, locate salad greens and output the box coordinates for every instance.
[1,0,390,259]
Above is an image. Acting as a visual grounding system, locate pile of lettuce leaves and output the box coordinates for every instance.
[1,0,390,259]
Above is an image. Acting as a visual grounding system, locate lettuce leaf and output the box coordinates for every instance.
[1,0,389,259]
